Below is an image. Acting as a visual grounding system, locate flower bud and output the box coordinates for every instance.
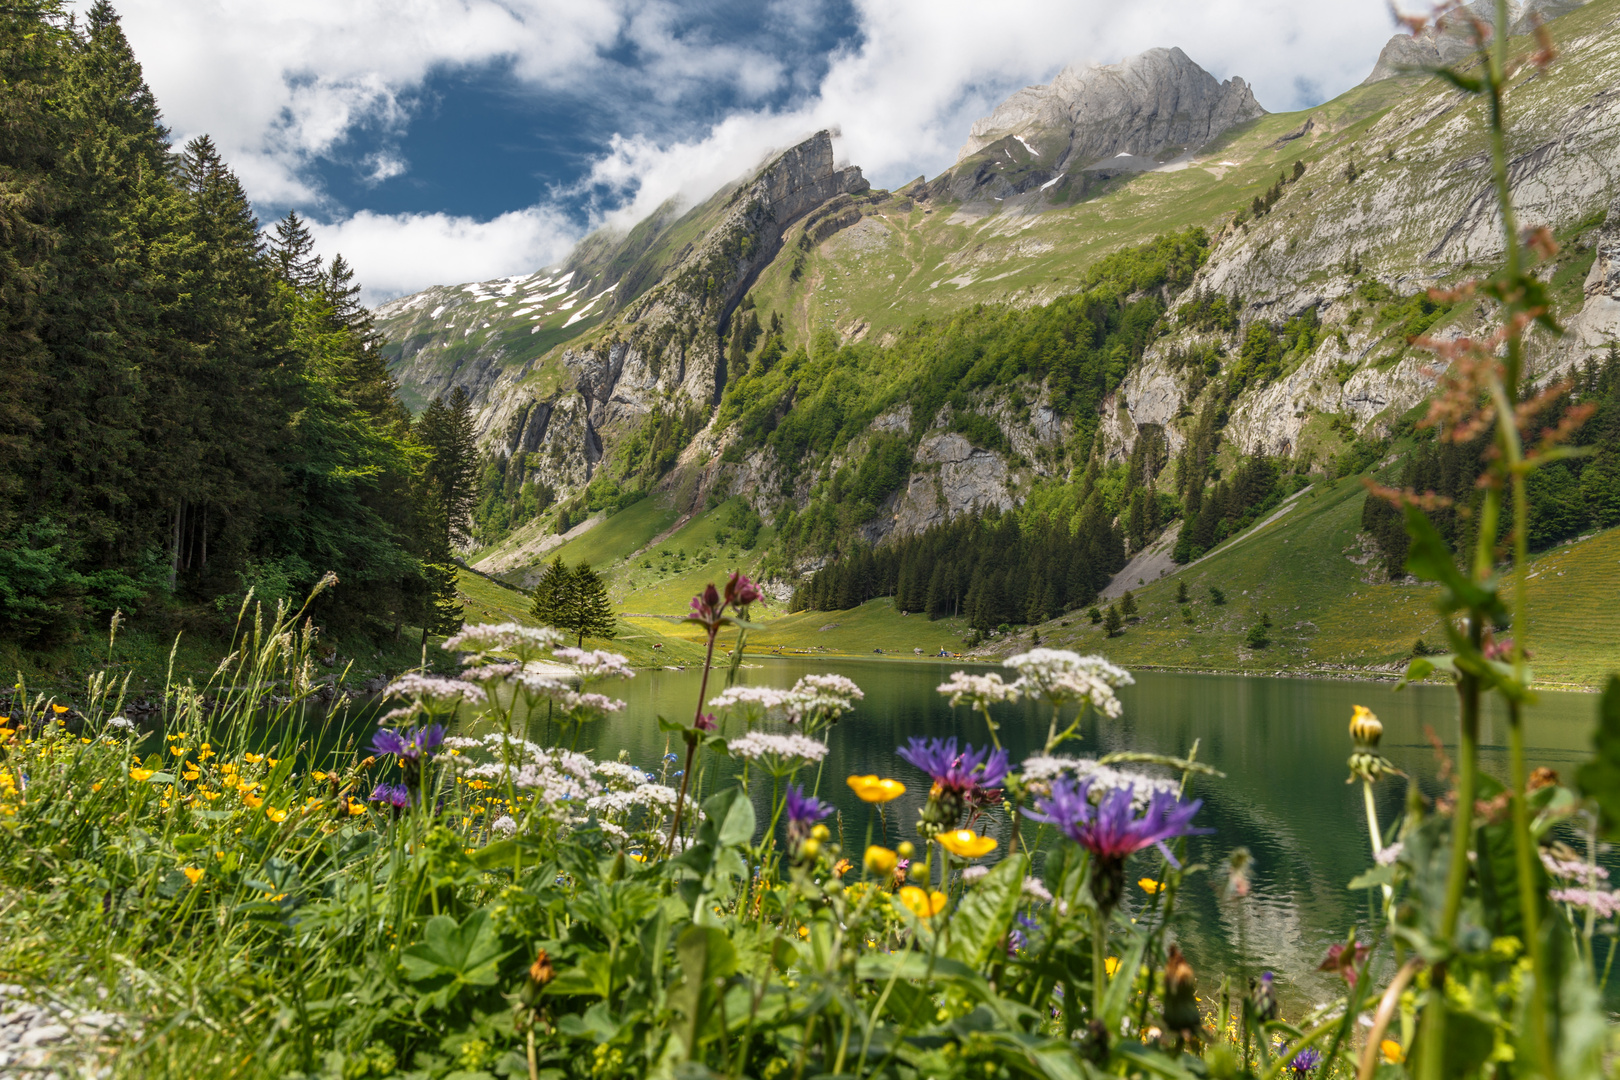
[1349,705,1382,749]
[897,841,915,859]
[800,837,821,859]
[864,845,898,875]
[810,823,830,841]
[1162,944,1201,1033]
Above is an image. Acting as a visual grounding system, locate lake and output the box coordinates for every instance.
[504,657,1602,1009]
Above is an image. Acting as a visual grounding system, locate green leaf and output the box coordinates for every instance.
[1402,504,1504,618]
[1576,677,1620,839]
[670,926,737,1056]
[1348,863,1395,890]
[947,854,1027,969]
[1099,926,1149,1029]
[1428,68,1485,94]
[400,909,511,993]
[699,787,756,849]
[545,951,613,998]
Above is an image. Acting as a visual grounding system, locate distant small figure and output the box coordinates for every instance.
[873,648,883,654]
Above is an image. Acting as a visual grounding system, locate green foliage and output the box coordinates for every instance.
[0,6,451,643]
[792,500,1125,628]
[1103,603,1123,636]
[530,558,617,647]
[1244,611,1271,649]
[1174,453,1287,563]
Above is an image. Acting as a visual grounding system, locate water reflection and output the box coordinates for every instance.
[463,658,1599,1011]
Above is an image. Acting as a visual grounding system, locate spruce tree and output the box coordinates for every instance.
[1104,604,1124,638]
[1121,589,1138,618]
[271,209,322,290]
[530,557,577,630]
[567,562,617,647]
[1176,579,1189,604]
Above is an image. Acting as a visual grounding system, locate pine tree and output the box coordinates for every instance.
[271,209,322,290]
[567,562,617,647]
[1176,579,1189,604]
[1120,589,1138,618]
[418,387,479,547]
[530,557,576,630]
[1104,604,1124,638]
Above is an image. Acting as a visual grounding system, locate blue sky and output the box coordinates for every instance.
[99,0,1401,300]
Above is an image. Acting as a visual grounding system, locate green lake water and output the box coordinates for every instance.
[513,658,1602,1008]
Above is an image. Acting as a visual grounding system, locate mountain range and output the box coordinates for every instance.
[376,0,1620,673]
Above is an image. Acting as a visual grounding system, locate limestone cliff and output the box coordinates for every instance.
[943,47,1266,200]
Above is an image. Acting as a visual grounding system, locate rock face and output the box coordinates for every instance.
[1363,0,1592,83]
[946,47,1266,199]
[391,131,868,505]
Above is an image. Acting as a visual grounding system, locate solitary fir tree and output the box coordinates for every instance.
[1104,604,1124,638]
[1176,579,1189,604]
[1120,589,1138,618]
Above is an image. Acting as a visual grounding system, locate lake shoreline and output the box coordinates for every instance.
[648,651,1602,693]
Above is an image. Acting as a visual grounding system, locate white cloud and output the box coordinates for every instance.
[306,208,583,304]
[91,0,1403,299]
[587,0,1401,230]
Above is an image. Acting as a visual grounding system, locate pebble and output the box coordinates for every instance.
[0,984,125,1079]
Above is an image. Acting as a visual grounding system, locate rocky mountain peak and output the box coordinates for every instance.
[954,46,1266,170]
[1361,0,1591,83]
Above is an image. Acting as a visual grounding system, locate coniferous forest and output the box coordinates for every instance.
[0,1,473,644]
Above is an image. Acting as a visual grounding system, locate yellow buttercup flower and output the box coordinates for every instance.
[169,746,188,756]
[91,782,103,793]
[898,886,948,919]
[243,792,264,810]
[244,753,264,764]
[936,829,997,859]
[183,769,200,781]
[51,704,68,714]
[1380,1040,1404,1064]
[847,775,905,804]
[1105,956,1121,977]
[1138,877,1163,895]
[347,800,366,816]
[197,744,215,760]
[266,807,288,823]
[864,845,899,876]
[130,768,154,782]
[181,867,204,885]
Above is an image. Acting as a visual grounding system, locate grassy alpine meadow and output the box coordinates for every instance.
[0,556,1617,1079]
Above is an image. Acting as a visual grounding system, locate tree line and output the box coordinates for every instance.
[1362,345,1620,577]
[789,473,1127,630]
[0,2,474,642]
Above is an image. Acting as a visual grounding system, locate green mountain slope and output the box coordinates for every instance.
[374,1,1620,682]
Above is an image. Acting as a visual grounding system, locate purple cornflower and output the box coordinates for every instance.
[897,737,1009,795]
[1029,776,1211,911]
[370,723,445,762]
[784,785,832,843]
[1007,927,1028,955]
[369,782,411,809]
[1287,1047,1322,1077]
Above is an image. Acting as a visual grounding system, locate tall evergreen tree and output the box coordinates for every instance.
[271,209,321,290]
[566,562,617,647]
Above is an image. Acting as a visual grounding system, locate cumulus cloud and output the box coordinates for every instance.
[587,0,1399,230]
[92,0,1401,299]
[306,208,583,303]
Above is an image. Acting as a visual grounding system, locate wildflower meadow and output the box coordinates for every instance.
[4,4,1620,1078]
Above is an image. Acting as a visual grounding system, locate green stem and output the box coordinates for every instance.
[1092,904,1107,1019]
